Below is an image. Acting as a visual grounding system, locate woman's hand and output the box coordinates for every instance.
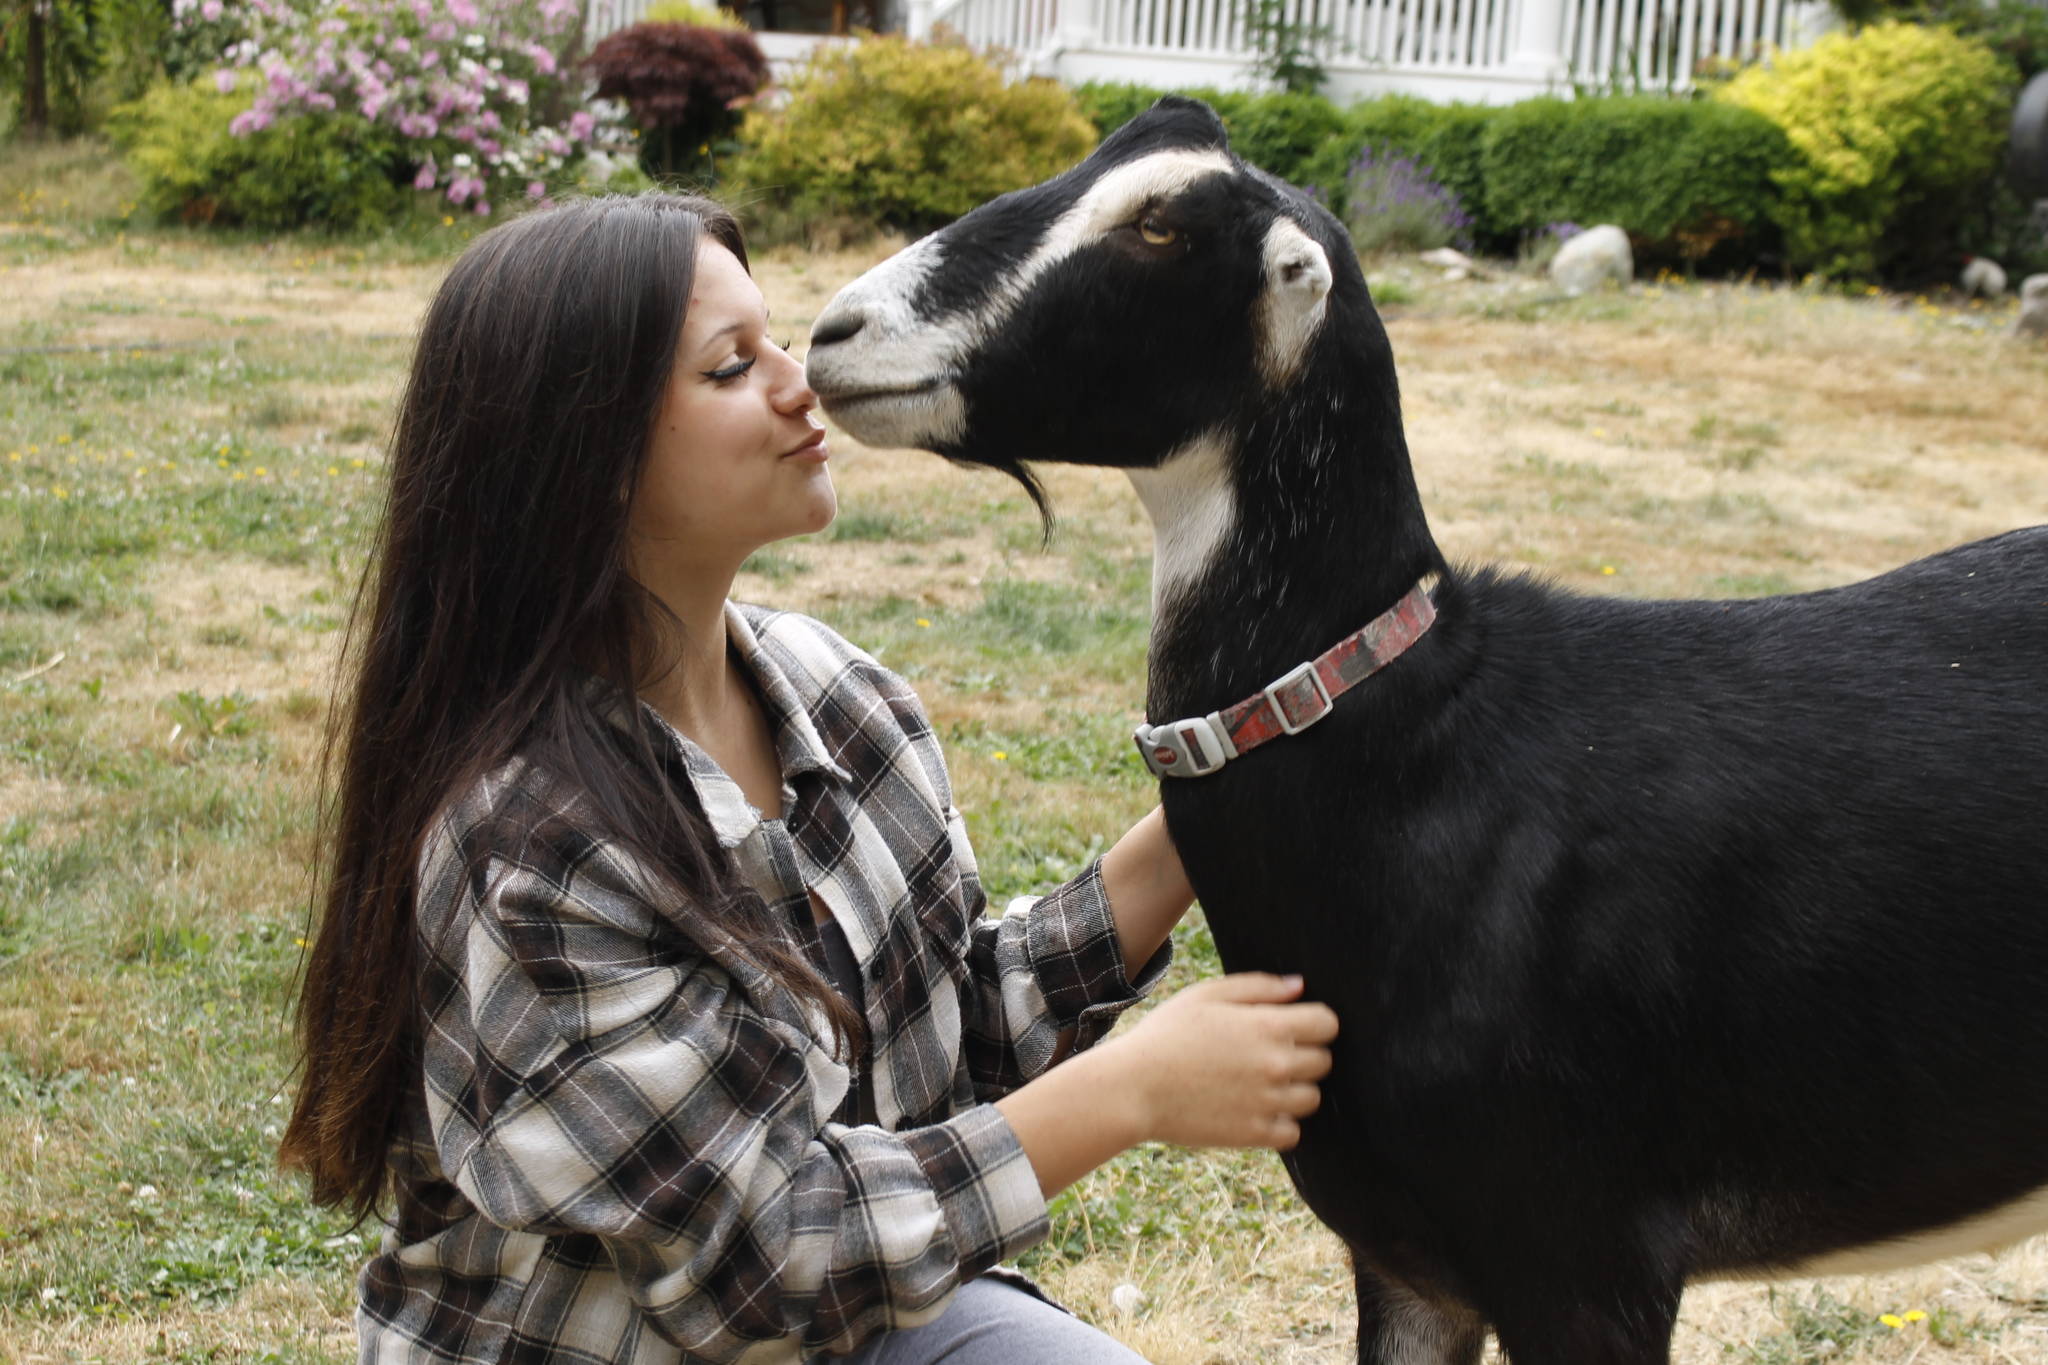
[1110,973,1338,1150]
[994,973,1338,1196]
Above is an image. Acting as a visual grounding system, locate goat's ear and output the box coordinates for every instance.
[1257,220,1334,386]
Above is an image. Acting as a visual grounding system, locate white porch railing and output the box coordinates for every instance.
[914,0,1826,98]
[588,0,1829,102]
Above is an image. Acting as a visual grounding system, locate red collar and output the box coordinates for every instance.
[1134,578,1438,779]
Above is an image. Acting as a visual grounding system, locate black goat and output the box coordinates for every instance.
[804,98,2048,1364]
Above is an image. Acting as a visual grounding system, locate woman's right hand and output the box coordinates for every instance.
[1106,973,1339,1151]
[995,972,1340,1196]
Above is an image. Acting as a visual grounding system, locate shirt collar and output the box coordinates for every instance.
[723,601,851,787]
[586,603,852,850]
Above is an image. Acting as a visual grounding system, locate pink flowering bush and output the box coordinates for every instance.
[179,0,621,219]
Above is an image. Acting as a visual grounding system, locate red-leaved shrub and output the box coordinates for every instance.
[585,22,769,176]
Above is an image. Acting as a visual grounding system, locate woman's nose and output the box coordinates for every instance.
[769,344,817,415]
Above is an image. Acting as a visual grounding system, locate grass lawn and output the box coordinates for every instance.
[4,178,2048,1363]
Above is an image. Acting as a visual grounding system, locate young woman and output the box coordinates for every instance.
[281,192,1338,1364]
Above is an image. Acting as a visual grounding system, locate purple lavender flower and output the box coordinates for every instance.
[1342,144,1474,255]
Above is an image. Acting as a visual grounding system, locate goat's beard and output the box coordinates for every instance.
[944,450,1053,540]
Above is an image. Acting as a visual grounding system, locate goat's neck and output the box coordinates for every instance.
[1130,414,1443,722]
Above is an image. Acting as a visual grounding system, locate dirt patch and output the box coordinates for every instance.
[92,558,345,746]
[0,775,74,828]
[12,248,444,349]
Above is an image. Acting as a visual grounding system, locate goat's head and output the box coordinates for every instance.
[805,97,1402,508]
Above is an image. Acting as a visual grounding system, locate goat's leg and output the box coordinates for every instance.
[1353,1261,1487,1365]
[1486,1278,1681,1365]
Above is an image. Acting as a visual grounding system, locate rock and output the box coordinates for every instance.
[1110,1282,1147,1316]
[2018,274,2048,338]
[1961,256,2008,298]
[1418,247,1476,273]
[1550,225,1633,296]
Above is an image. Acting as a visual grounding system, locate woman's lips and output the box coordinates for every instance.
[782,428,829,461]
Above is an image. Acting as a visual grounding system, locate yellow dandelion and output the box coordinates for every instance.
[56,433,71,444]
[160,461,173,470]
[254,466,267,477]
[1903,1310,1927,1323]
[294,937,308,948]
[992,751,1008,761]
[1591,428,1608,439]
[123,448,136,458]
[53,487,69,499]
[1601,565,1617,576]
[442,215,455,227]
[217,459,228,468]
[232,471,246,481]
[915,617,931,628]
[1879,1314,1904,1330]
[351,458,366,468]
[327,466,339,476]
[6,451,18,462]
[27,444,38,454]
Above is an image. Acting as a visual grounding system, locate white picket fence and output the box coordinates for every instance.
[918,0,1829,97]
[589,0,1830,101]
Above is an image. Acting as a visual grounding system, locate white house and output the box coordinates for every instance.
[586,0,1833,103]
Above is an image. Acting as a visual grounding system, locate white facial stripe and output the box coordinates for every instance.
[1256,217,1333,386]
[983,148,1236,333]
[806,232,961,394]
[1125,430,1237,618]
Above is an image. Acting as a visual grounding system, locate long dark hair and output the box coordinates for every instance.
[282,194,863,1223]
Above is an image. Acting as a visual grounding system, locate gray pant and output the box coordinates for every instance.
[837,1277,1151,1363]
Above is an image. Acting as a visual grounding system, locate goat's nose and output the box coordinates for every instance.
[809,306,866,349]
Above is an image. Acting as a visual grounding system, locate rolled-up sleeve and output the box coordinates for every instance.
[947,809,1173,1098]
[419,830,1049,1360]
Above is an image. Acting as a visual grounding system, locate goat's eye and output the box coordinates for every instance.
[1138,216,1178,247]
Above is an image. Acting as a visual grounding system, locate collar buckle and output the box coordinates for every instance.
[1133,713,1236,779]
[1263,661,1334,735]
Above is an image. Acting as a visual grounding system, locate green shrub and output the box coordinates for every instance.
[1716,21,2018,277]
[729,37,1097,232]
[1070,80,1170,138]
[106,77,411,232]
[1070,82,1344,190]
[1205,89,1347,187]
[1479,96,1795,264]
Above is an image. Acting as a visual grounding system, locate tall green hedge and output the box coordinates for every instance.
[1074,83,1793,265]
[1477,97,1795,264]
[1072,83,1343,189]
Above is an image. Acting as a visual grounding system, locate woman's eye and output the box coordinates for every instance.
[1138,216,1177,247]
[704,357,756,383]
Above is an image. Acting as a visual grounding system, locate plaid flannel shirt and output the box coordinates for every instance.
[358,603,1169,1364]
